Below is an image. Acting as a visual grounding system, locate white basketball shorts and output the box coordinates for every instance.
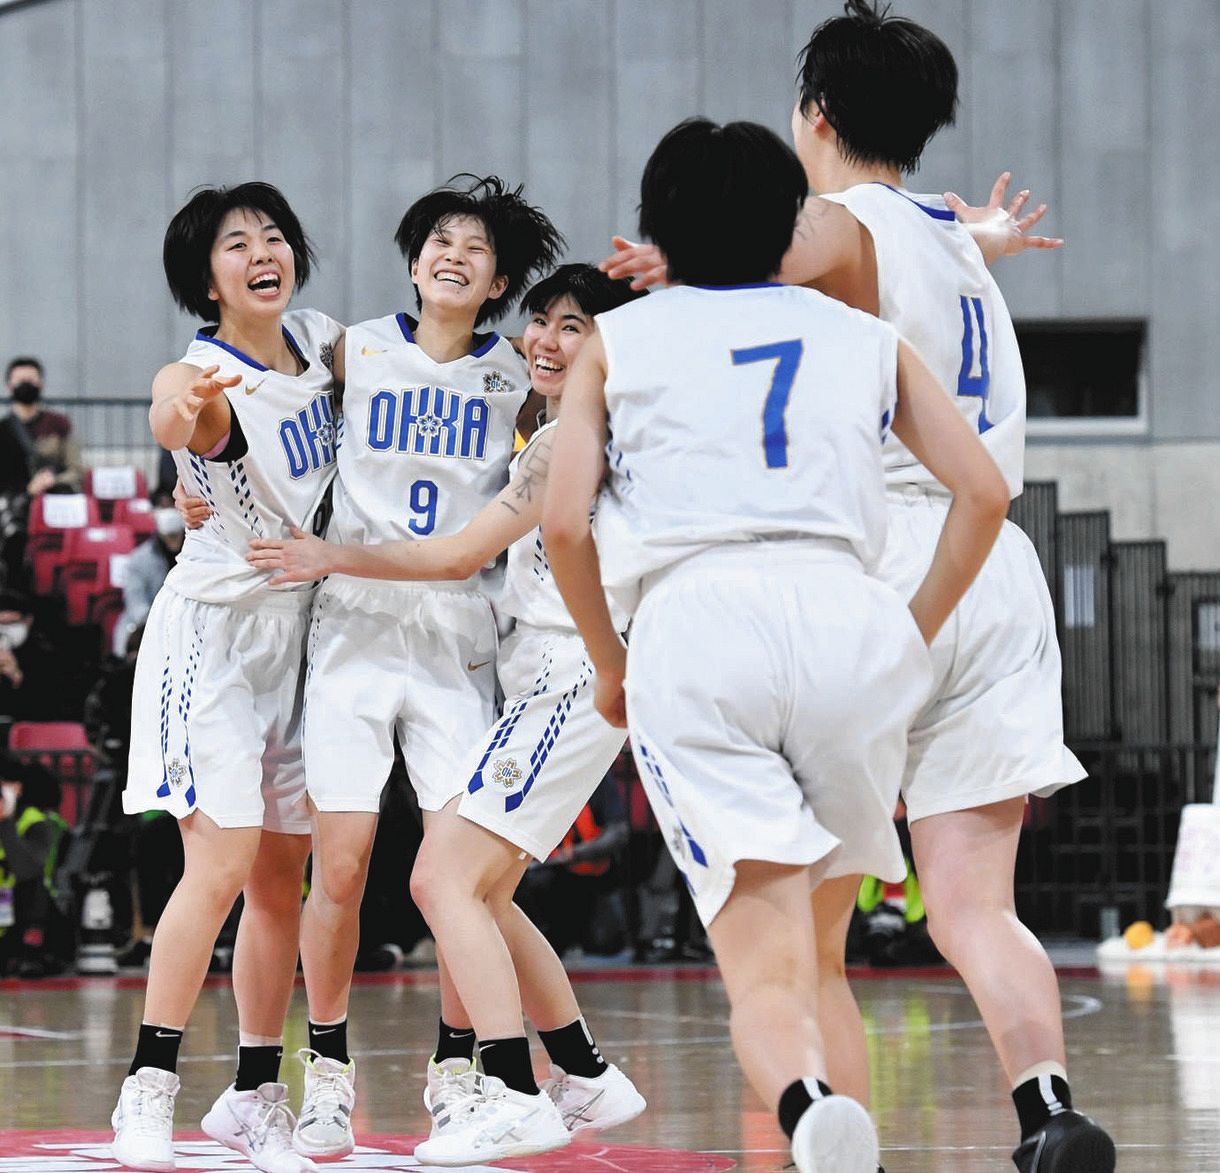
[302,576,498,813]
[879,488,1086,822]
[624,542,933,928]
[124,585,313,834]
[457,626,628,860]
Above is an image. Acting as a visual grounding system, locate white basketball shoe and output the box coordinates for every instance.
[110,1067,180,1172]
[542,1063,647,1133]
[414,1074,571,1166]
[292,1049,356,1159]
[789,1094,880,1173]
[201,1082,319,1173]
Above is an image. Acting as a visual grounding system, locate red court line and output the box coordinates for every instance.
[0,962,1101,993]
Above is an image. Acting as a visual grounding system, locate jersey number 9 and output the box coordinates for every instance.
[408,479,438,535]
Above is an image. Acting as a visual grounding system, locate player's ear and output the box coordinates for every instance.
[409,256,420,283]
[487,274,509,302]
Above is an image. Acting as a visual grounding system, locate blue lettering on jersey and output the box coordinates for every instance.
[280,393,336,479]
[365,386,489,460]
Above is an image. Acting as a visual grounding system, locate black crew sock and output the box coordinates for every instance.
[308,1018,350,1065]
[235,1044,284,1091]
[129,1023,184,1076]
[478,1035,538,1096]
[435,1018,477,1064]
[1012,1073,1073,1140]
[777,1077,833,1140]
[538,1016,609,1079]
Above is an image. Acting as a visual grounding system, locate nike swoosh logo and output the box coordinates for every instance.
[245,377,267,395]
[467,659,491,672]
[312,1027,338,1035]
[361,345,387,356]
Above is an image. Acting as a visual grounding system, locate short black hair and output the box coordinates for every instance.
[520,263,645,320]
[6,356,42,381]
[797,0,958,173]
[394,174,565,327]
[638,118,808,286]
[163,182,315,322]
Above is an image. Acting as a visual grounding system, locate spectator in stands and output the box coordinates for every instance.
[0,587,72,720]
[515,773,630,958]
[0,753,72,977]
[112,493,184,654]
[0,357,84,589]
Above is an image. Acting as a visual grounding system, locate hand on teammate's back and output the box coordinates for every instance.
[248,529,329,585]
[598,236,670,290]
[172,478,210,529]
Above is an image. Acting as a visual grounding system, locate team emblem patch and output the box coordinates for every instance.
[319,340,334,370]
[416,412,442,438]
[317,420,336,446]
[482,371,511,396]
[166,759,188,790]
[491,758,523,790]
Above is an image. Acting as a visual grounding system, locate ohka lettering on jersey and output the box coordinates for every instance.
[280,393,337,479]
[367,386,490,461]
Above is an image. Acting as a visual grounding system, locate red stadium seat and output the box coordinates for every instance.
[59,525,136,623]
[8,721,97,824]
[26,494,102,595]
[85,467,148,522]
[111,496,157,542]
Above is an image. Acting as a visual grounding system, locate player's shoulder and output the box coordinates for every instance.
[283,307,345,346]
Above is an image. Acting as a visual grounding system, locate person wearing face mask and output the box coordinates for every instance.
[112,494,186,656]
[0,588,72,721]
[0,356,84,590]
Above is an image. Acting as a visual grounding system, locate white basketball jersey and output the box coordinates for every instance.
[499,421,630,632]
[167,308,342,605]
[822,183,1025,496]
[594,284,898,592]
[329,313,528,583]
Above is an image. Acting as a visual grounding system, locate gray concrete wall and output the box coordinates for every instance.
[0,1,1216,513]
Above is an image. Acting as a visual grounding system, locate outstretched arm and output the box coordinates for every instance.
[890,339,1010,644]
[541,332,626,728]
[949,172,1063,265]
[149,362,237,454]
[247,430,554,585]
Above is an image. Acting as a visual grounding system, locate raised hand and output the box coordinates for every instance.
[174,364,241,424]
[945,172,1063,259]
[598,235,671,290]
[247,528,332,585]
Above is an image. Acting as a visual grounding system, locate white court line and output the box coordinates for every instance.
[0,1024,83,1040]
[0,993,1104,1070]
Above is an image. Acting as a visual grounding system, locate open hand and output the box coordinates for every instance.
[945,172,1063,257]
[247,528,332,585]
[174,364,240,423]
[598,236,671,290]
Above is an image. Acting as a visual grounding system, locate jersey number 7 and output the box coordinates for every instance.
[731,339,804,469]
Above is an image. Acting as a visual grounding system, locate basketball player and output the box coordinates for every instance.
[249,264,647,1164]
[286,176,565,1160]
[545,116,1008,1173]
[111,183,340,1173]
[602,5,1115,1170]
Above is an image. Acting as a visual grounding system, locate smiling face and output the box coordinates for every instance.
[410,214,507,320]
[521,294,594,400]
[207,207,295,320]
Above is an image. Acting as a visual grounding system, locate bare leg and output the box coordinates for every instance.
[411,805,529,1040]
[813,873,870,1106]
[911,797,1066,1082]
[488,865,583,1032]
[704,860,825,1111]
[233,830,312,1038]
[143,813,260,1028]
[299,811,378,1023]
[420,807,475,1033]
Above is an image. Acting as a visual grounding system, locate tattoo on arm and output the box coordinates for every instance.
[499,435,554,516]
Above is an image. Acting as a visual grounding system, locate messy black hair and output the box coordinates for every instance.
[638,118,808,286]
[796,0,958,173]
[521,263,645,320]
[393,174,565,327]
[163,182,315,322]
[5,356,42,381]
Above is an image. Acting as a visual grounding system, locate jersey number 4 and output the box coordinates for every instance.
[731,339,804,469]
